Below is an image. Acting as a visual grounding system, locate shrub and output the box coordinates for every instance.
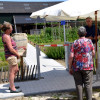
[0,61,8,68]
[45,47,65,59]
[0,51,8,68]
[65,27,78,42]
[45,27,52,36]
[0,52,5,61]
[0,37,3,49]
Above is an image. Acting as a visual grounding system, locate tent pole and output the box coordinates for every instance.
[59,21,60,39]
[36,22,37,34]
[63,24,66,42]
[44,20,46,33]
[95,11,98,69]
[13,16,17,33]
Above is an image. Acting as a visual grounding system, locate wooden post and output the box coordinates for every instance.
[95,11,98,69]
[20,56,24,80]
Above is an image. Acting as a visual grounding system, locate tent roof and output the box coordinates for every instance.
[30,0,100,21]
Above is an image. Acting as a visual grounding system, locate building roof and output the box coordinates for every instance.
[0,1,61,13]
[0,0,65,2]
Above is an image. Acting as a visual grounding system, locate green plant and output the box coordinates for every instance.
[45,47,65,59]
[0,52,8,68]
[0,51,5,61]
[66,27,78,42]
[0,37,3,49]
[45,27,52,36]
[0,61,8,69]
[28,26,79,45]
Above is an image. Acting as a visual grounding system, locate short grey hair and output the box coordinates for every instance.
[78,26,87,37]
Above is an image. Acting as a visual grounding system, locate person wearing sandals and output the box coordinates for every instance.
[0,21,22,93]
[69,26,95,100]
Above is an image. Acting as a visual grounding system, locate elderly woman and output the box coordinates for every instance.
[1,21,22,93]
[69,26,95,100]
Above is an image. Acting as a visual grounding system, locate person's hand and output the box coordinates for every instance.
[69,68,73,75]
[94,36,99,40]
[88,36,93,40]
[98,35,100,39]
[17,54,20,59]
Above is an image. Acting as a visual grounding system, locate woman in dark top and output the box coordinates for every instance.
[85,17,100,44]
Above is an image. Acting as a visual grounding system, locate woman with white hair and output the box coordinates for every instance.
[69,26,95,100]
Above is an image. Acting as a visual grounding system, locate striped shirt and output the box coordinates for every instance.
[2,34,17,59]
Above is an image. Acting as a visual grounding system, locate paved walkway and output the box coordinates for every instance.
[0,43,100,99]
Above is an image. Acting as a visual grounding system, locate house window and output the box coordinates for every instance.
[0,3,3,6]
[24,4,29,6]
[43,3,48,6]
[25,7,31,10]
[24,3,30,10]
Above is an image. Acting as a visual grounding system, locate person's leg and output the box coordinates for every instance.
[9,64,18,91]
[14,64,19,78]
[73,71,83,100]
[82,70,93,100]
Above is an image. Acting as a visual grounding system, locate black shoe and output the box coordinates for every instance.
[9,86,20,90]
[10,89,22,93]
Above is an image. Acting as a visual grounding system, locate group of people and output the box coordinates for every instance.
[69,17,100,100]
[0,17,99,98]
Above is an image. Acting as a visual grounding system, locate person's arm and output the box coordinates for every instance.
[3,35,20,59]
[94,27,100,39]
[98,35,100,39]
[69,53,74,69]
[97,28,100,39]
[92,44,95,57]
[68,43,75,75]
[92,49,95,58]
[69,52,74,75]
[90,40,95,57]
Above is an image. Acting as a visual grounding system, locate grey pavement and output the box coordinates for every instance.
[0,43,100,99]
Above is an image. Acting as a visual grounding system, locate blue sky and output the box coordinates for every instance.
[0,0,66,2]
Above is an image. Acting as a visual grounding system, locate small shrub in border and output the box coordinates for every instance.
[45,47,65,59]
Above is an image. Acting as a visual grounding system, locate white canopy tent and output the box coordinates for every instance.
[30,0,100,21]
[30,0,100,69]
